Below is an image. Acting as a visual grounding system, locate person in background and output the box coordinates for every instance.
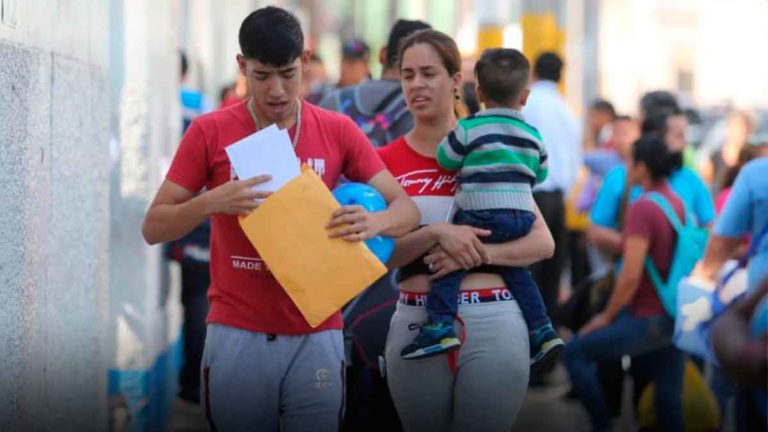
[714,136,767,213]
[219,72,247,109]
[638,90,697,171]
[306,38,371,104]
[699,110,756,193]
[584,99,616,151]
[319,19,432,148]
[711,278,768,427]
[300,53,329,99]
[523,52,582,343]
[565,134,686,432]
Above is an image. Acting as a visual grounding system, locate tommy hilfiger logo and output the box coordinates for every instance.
[395,169,457,194]
[398,288,514,306]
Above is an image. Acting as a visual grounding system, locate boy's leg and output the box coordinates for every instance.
[400,271,464,359]
[501,268,564,370]
[425,270,465,325]
[281,330,346,432]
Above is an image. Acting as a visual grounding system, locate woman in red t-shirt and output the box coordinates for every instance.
[564,134,686,431]
[380,30,555,432]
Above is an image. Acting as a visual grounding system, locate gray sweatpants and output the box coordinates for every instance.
[385,300,530,432]
[201,324,345,432]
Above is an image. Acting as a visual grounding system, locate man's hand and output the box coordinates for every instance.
[430,223,491,270]
[327,205,386,242]
[203,175,272,216]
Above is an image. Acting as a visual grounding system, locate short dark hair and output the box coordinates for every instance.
[590,99,616,118]
[386,19,432,67]
[239,7,304,66]
[632,134,675,181]
[614,115,633,122]
[641,106,685,170]
[475,48,530,105]
[534,52,563,83]
[342,39,370,61]
[310,53,323,64]
[639,90,678,117]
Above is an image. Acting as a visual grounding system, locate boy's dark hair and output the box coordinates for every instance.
[310,53,323,64]
[632,134,676,181]
[386,19,432,67]
[475,48,530,105]
[590,99,616,118]
[534,52,563,83]
[239,7,304,66]
[614,115,633,122]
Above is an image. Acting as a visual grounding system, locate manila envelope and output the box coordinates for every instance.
[239,167,387,327]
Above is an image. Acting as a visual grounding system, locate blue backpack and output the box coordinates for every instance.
[643,192,709,317]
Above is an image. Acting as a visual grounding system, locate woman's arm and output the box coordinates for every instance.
[423,203,555,278]
[580,235,648,335]
[387,223,491,270]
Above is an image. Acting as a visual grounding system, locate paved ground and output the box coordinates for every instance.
[168,363,636,432]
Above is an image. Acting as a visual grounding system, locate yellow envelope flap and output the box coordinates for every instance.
[238,168,387,327]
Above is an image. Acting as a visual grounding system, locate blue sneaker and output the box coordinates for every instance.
[401,322,461,360]
[530,322,564,372]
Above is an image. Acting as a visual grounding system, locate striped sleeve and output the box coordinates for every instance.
[436,121,468,171]
[535,135,549,184]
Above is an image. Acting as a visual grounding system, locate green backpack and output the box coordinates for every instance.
[643,192,709,317]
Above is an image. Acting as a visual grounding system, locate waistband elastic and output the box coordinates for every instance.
[398,287,514,306]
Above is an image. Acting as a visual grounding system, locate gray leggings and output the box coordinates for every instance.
[385,300,530,432]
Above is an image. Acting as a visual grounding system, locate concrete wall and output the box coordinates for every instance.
[0,0,110,430]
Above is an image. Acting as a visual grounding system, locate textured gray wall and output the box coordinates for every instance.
[0,27,109,432]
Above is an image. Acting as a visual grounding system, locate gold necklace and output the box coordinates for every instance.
[247,98,302,148]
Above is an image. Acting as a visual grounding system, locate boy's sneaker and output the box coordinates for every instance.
[530,322,565,372]
[401,322,461,360]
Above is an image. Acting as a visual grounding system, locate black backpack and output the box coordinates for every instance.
[337,85,411,148]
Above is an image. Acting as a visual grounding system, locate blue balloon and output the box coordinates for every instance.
[332,183,395,263]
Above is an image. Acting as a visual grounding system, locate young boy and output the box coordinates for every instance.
[400,48,565,369]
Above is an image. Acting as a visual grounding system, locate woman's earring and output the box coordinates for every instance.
[454,89,461,100]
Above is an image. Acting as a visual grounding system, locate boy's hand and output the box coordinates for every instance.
[203,175,272,216]
[327,205,385,242]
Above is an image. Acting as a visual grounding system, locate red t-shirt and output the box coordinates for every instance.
[623,183,684,317]
[166,100,385,334]
[377,136,457,225]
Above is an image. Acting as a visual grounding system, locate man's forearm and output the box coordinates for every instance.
[697,235,743,280]
[486,220,555,267]
[377,195,420,238]
[142,194,210,245]
[388,226,436,269]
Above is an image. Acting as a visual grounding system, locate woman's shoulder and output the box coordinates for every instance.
[376,136,407,163]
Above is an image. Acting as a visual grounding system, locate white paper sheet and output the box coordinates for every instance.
[224,124,301,193]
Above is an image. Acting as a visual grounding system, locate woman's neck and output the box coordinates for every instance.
[407,113,457,156]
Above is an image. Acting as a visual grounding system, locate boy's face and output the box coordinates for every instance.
[238,51,310,124]
[664,114,688,153]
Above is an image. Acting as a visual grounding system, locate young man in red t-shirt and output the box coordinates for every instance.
[141,7,419,431]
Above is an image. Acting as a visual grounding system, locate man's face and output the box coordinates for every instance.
[238,52,308,123]
[665,115,688,153]
[612,119,640,158]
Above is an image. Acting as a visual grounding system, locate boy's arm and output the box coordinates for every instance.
[436,122,467,171]
[536,139,549,184]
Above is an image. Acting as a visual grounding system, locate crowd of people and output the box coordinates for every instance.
[152,5,767,432]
